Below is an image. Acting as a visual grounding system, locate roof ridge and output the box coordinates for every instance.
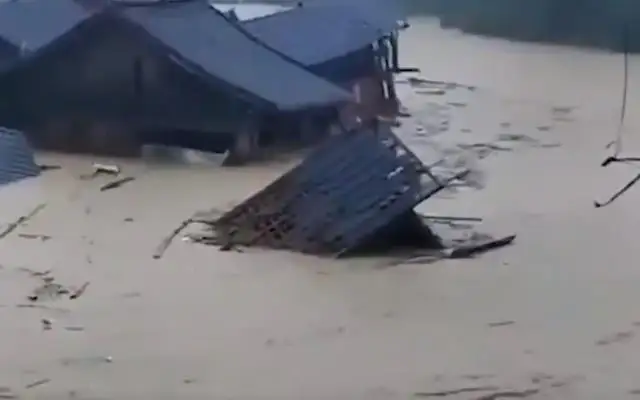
[209,4,344,85]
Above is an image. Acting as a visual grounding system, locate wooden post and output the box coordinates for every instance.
[224,116,259,166]
[390,32,400,72]
[381,37,397,104]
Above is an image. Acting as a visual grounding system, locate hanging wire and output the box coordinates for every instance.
[614,21,629,156]
[604,21,630,158]
[594,20,640,208]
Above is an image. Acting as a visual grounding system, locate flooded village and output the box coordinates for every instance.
[1,0,640,399]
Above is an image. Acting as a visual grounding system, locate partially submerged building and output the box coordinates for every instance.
[0,0,351,161]
[244,0,409,125]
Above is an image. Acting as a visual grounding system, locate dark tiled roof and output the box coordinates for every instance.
[121,1,350,110]
[0,127,40,186]
[304,0,406,33]
[0,0,90,52]
[243,6,383,67]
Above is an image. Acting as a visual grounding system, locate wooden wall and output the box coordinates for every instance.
[0,17,249,156]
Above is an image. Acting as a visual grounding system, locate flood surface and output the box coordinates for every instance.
[1,18,640,399]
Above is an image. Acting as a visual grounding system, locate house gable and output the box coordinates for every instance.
[117,0,350,111]
[243,6,382,68]
[0,13,254,133]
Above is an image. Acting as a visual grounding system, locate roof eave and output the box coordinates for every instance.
[277,97,351,112]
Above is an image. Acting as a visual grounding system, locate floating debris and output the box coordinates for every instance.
[69,282,89,300]
[0,387,17,399]
[80,163,121,180]
[414,386,499,397]
[38,164,61,172]
[488,320,515,328]
[417,89,446,96]
[60,356,113,366]
[28,282,69,302]
[551,106,575,114]
[496,133,536,143]
[475,389,539,400]
[596,331,634,346]
[457,143,512,160]
[25,378,51,389]
[41,318,53,331]
[153,217,196,260]
[0,203,47,240]
[386,234,515,266]
[93,163,120,175]
[405,77,476,91]
[18,233,51,241]
[19,267,51,278]
[421,215,483,223]
[445,234,516,259]
[64,326,85,332]
[100,176,135,192]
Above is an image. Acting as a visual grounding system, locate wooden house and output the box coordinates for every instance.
[243,1,407,128]
[0,0,350,163]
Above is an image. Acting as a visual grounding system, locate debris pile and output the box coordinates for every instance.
[193,122,470,257]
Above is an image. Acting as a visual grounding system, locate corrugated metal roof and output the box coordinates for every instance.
[304,0,406,33]
[121,1,350,110]
[243,6,383,66]
[0,0,90,52]
[214,123,458,256]
[0,127,40,186]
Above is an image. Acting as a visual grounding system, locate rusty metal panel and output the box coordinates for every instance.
[0,127,39,186]
[214,123,453,256]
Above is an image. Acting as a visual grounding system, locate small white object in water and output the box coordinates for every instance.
[92,163,120,176]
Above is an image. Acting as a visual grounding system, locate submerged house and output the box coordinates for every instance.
[244,1,408,124]
[0,0,351,162]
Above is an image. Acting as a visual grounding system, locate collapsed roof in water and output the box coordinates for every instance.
[213,122,464,256]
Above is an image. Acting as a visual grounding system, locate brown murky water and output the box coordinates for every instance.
[1,17,640,399]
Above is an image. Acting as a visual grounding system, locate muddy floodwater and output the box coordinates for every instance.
[2,17,640,399]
